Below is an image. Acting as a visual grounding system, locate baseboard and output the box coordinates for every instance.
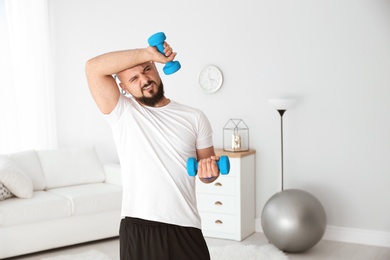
[255,218,390,248]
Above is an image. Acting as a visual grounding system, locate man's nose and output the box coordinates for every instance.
[139,74,150,85]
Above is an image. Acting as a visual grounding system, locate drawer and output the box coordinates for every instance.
[197,194,235,214]
[199,212,236,234]
[196,176,235,195]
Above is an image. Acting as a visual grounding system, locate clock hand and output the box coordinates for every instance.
[207,77,213,86]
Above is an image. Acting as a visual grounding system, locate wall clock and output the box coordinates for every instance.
[198,65,223,93]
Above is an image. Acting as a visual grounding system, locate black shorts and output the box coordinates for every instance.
[119,217,210,260]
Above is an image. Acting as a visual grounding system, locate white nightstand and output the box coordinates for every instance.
[196,149,256,241]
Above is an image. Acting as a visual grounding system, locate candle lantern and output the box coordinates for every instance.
[223,119,249,152]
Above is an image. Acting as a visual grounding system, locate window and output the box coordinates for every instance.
[0,0,57,154]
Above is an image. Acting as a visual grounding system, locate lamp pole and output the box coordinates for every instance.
[278,109,286,191]
[269,99,295,191]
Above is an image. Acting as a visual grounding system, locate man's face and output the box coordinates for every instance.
[118,61,164,106]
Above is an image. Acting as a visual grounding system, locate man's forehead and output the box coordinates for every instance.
[118,61,151,79]
[127,61,151,73]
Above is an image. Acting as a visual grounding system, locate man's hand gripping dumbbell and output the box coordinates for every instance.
[187,156,230,182]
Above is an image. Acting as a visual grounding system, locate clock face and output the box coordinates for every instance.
[198,65,223,93]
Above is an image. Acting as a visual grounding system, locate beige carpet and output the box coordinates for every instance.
[209,244,289,260]
[42,250,111,260]
[42,244,288,260]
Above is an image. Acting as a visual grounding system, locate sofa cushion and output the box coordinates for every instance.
[0,183,13,201]
[37,147,106,189]
[103,163,122,186]
[8,150,47,191]
[48,183,122,216]
[0,156,33,198]
[0,191,71,226]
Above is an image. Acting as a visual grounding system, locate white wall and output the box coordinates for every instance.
[49,0,390,246]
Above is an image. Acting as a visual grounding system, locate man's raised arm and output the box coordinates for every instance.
[85,46,175,114]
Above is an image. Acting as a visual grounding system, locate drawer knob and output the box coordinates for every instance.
[214,182,222,187]
[215,201,223,206]
[215,220,223,224]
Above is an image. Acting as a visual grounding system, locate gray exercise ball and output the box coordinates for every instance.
[261,189,327,253]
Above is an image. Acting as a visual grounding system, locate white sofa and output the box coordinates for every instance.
[0,147,122,259]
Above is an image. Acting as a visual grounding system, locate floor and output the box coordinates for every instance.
[9,232,390,260]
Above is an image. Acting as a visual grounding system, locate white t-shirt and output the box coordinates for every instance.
[104,95,213,229]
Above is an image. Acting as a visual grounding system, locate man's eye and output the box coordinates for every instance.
[129,77,137,83]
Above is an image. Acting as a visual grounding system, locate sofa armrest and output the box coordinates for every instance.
[104,163,122,186]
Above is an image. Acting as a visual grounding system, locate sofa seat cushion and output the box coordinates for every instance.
[0,191,71,227]
[48,183,122,216]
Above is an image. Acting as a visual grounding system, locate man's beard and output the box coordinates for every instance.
[135,81,165,107]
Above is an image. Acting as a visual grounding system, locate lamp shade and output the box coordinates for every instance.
[268,99,296,110]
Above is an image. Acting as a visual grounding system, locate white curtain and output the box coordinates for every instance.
[0,0,57,154]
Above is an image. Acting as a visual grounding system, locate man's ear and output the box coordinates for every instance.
[119,82,128,95]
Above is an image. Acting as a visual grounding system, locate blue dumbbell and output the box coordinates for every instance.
[148,32,181,75]
[186,156,230,177]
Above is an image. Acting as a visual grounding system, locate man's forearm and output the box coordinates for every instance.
[86,48,151,77]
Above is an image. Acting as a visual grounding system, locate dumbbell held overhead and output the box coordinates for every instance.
[186,156,230,177]
[148,32,181,75]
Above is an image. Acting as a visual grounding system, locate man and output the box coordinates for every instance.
[85,39,220,260]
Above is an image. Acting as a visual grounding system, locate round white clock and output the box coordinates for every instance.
[198,65,223,93]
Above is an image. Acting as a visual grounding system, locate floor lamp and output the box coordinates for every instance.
[268,99,296,191]
[261,98,327,253]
